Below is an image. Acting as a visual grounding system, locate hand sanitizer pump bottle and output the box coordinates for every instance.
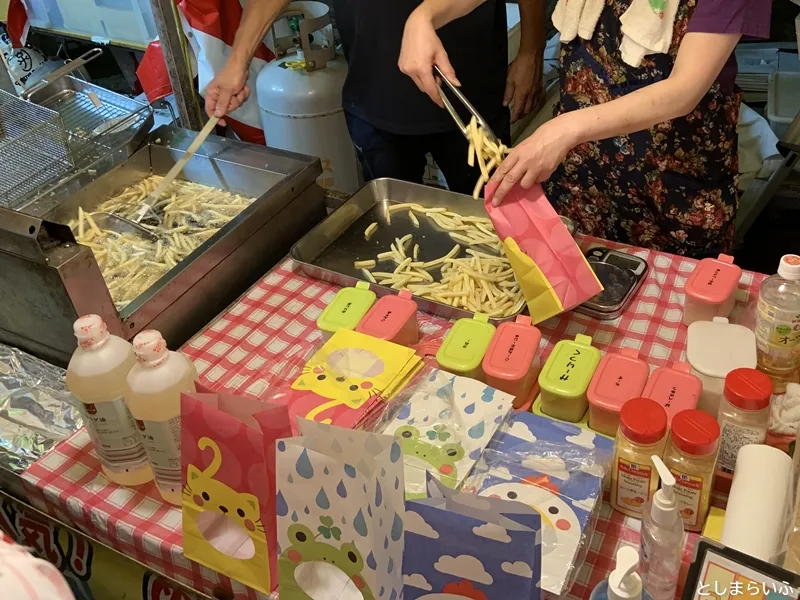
[590,546,653,600]
[639,455,685,600]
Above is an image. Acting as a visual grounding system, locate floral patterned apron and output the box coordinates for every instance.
[545,0,741,257]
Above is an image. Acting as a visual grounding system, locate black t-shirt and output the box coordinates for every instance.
[332,0,508,136]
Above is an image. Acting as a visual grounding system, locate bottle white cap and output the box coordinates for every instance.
[778,255,800,280]
[133,330,168,366]
[650,455,680,529]
[73,314,109,349]
[608,546,642,600]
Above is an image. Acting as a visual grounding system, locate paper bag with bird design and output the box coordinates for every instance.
[181,384,292,593]
[272,329,422,435]
[275,420,405,600]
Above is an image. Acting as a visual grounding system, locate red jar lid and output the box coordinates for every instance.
[670,409,720,455]
[619,398,668,445]
[724,368,773,411]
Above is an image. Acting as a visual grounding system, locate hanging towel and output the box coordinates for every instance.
[552,0,605,43]
[619,0,680,67]
[552,0,679,67]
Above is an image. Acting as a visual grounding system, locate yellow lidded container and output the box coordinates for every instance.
[316,281,376,340]
[436,314,496,381]
[538,333,601,422]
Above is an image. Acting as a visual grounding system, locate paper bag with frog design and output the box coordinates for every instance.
[181,384,292,593]
[275,420,405,600]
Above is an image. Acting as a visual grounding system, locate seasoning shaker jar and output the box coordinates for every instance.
[716,367,774,476]
[611,398,669,519]
[661,409,721,532]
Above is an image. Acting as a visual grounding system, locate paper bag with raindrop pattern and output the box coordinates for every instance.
[275,420,405,600]
[379,369,513,500]
[181,384,293,594]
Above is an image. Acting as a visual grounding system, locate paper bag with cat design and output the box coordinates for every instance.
[271,329,422,435]
[181,384,292,593]
[275,420,405,600]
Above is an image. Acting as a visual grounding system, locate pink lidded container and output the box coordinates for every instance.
[683,254,742,326]
[482,315,542,408]
[587,347,650,436]
[355,290,419,346]
[642,362,702,424]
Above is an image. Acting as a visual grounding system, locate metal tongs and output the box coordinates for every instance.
[434,65,499,146]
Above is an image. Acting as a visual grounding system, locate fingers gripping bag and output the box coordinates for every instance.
[484,183,603,323]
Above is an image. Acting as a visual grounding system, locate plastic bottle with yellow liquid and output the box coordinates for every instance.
[126,330,198,505]
[66,315,153,486]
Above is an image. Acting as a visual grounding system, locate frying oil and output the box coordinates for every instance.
[66,315,153,486]
[126,330,198,505]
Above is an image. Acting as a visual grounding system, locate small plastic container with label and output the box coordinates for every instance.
[317,281,376,340]
[641,362,702,424]
[683,254,742,326]
[587,347,650,436]
[610,398,668,519]
[686,317,757,415]
[482,315,542,408]
[662,410,720,532]
[716,367,774,476]
[538,333,602,422]
[356,290,419,346]
[436,314,496,381]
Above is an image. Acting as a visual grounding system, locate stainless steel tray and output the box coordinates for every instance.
[291,178,576,325]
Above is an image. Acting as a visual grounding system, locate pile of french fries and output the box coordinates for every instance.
[69,175,255,310]
[354,203,524,318]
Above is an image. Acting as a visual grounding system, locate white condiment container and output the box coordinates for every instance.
[686,317,757,416]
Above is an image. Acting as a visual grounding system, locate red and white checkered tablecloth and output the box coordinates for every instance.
[21,241,766,600]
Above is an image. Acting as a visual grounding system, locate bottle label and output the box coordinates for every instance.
[718,421,765,474]
[615,458,652,515]
[669,468,704,529]
[136,416,182,493]
[755,297,800,370]
[80,398,149,474]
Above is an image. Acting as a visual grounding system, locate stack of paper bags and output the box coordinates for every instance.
[381,369,512,499]
[484,183,603,323]
[272,329,421,433]
[463,411,612,596]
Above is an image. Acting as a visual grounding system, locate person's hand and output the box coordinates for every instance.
[398,7,460,107]
[205,56,250,124]
[504,52,542,123]
[489,115,578,206]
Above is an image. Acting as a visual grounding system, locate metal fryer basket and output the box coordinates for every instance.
[0,89,74,209]
[30,76,153,169]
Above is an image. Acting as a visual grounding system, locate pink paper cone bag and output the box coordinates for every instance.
[181,382,292,593]
[485,182,603,323]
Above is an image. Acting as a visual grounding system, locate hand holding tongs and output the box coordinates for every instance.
[434,65,499,146]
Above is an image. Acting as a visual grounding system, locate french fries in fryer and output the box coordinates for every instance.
[70,175,255,310]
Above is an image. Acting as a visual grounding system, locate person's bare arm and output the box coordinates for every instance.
[489,32,741,204]
[398,0,487,105]
[206,0,291,119]
[505,0,546,122]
